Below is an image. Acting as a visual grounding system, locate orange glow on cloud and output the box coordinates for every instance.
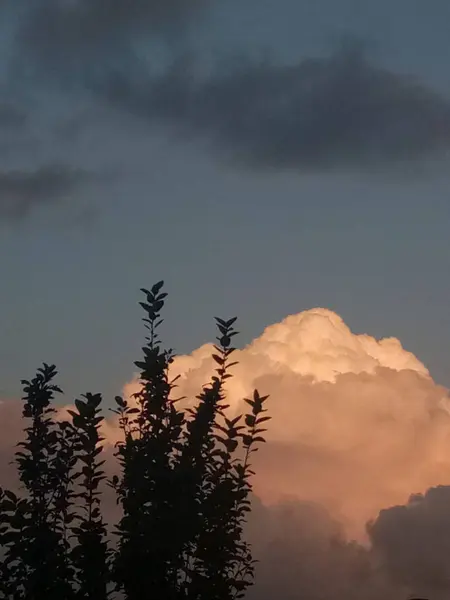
[119,307,450,539]
[3,307,450,598]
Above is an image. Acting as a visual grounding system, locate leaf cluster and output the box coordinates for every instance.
[0,282,270,600]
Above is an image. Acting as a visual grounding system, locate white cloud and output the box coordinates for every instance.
[122,307,450,539]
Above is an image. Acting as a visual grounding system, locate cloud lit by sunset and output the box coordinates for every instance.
[3,307,450,598]
[117,307,450,540]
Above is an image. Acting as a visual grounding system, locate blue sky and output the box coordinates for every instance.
[1,0,450,401]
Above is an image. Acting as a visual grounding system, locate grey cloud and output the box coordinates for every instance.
[369,486,450,594]
[248,493,450,600]
[246,498,402,600]
[98,44,450,172]
[10,3,450,173]
[0,165,91,221]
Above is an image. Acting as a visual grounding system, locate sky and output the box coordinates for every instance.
[1,1,450,400]
[3,2,450,598]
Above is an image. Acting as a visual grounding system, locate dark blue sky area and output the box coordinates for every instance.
[1,0,450,400]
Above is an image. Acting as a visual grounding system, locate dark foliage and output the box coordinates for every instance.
[68,393,110,599]
[0,364,74,600]
[0,282,270,600]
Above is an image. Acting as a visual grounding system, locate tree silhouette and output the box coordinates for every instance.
[0,364,74,600]
[68,393,109,599]
[0,281,270,600]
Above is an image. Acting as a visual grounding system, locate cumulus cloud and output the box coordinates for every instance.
[3,308,450,598]
[0,165,92,221]
[120,307,450,596]
[122,306,450,539]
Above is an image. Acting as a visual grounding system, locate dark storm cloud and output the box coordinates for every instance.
[98,44,450,171]
[0,165,91,221]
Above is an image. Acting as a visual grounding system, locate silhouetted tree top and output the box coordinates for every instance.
[0,281,270,600]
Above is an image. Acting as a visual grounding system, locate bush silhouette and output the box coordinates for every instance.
[0,282,270,600]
